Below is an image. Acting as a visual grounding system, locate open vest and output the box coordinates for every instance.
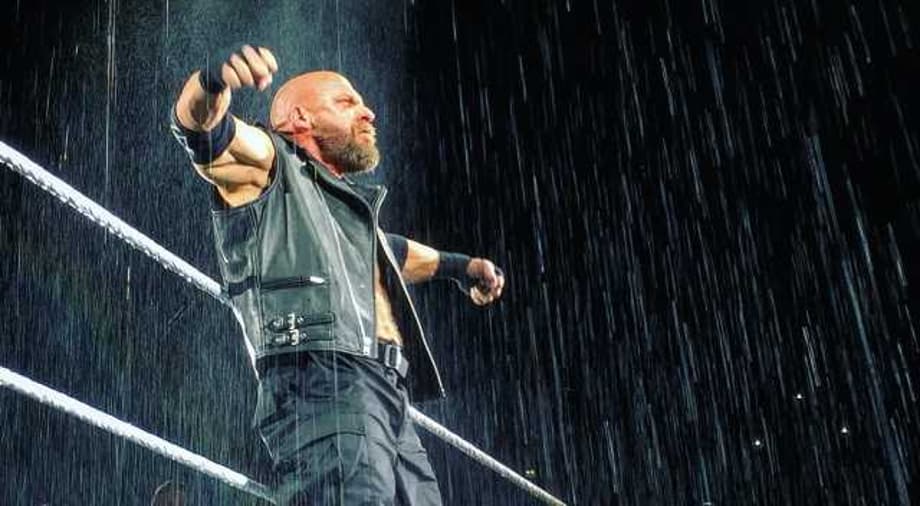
[209,130,445,401]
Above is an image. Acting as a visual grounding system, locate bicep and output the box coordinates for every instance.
[192,119,275,191]
[404,238,440,283]
[383,231,439,282]
[225,119,274,171]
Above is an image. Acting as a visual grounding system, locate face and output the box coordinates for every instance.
[307,77,379,174]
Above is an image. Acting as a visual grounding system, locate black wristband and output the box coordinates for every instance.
[198,58,227,95]
[434,252,471,281]
[169,111,236,164]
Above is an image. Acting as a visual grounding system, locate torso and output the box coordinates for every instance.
[374,265,403,345]
[213,137,407,348]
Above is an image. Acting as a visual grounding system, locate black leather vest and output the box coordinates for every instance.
[209,131,445,400]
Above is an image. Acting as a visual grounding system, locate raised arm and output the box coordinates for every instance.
[171,45,279,208]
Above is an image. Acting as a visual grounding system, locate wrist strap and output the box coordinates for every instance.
[198,59,227,94]
[434,252,471,281]
[169,111,236,164]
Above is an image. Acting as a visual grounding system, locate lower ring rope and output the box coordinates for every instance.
[410,408,566,505]
[0,366,276,503]
[0,140,567,506]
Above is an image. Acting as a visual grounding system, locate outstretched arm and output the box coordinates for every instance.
[385,233,505,306]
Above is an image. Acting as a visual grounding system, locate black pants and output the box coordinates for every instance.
[254,350,443,506]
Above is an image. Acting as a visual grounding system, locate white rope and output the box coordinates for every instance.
[0,141,228,306]
[411,408,567,506]
[0,366,276,503]
[0,140,568,505]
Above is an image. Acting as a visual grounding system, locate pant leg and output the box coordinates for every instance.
[275,431,399,506]
[255,352,402,506]
[255,351,424,505]
[394,386,443,506]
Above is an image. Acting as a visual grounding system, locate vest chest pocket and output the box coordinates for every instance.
[261,275,328,290]
[260,275,334,346]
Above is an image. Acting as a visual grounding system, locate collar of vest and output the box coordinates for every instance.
[279,134,387,209]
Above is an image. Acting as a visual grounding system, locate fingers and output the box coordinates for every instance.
[470,286,490,306]
[257,46,279,73]
[468,258,505,306]
[241,45,274,90]
[223,45,279,91]
[487,277,502,300]
[470,282,502,306]
[482,261,504,299]
[227,53,255,88]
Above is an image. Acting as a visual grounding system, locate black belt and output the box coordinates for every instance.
[376,341,409,379]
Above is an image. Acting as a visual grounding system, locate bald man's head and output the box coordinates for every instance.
[269,71,379,175]
[270,71,343,131]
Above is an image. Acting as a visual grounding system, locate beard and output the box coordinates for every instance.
[314,125,380,174]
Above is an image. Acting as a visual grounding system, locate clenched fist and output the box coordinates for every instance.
[467,258,505,306]
[206,45,279,92]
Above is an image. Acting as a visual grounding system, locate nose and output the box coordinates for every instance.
[359,104,375,123]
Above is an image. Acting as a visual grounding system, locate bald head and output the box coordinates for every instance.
[270,71,351,132]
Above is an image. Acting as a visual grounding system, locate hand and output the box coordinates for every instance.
[466,258,505,306]
[218,45,279,91]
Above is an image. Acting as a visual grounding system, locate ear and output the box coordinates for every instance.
[290,105,314,133]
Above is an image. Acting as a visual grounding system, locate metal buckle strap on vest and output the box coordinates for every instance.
[266,312,336,348]
[376,342,409,379]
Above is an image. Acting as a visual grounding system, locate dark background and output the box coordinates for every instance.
[2,0,920,504]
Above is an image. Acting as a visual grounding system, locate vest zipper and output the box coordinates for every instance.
[305,163,444,396]
[318,173,388,357]
[370,186,388,349]
[313,168,371,353]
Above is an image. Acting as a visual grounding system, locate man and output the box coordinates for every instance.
[150,481,185,506]
[170,44,505,505]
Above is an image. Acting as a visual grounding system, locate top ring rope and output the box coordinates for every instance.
[0,142,229,306]
[0,140,567,506]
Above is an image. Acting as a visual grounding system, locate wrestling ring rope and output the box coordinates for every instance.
[0,140,567,506]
